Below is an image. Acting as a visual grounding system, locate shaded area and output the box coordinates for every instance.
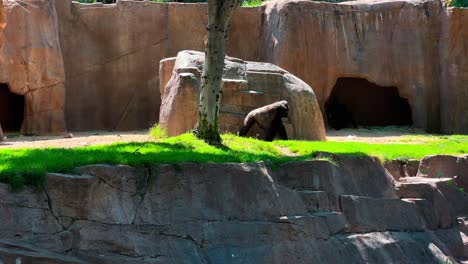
[1,133,466,189]
[325,78,413,130]
[0,84,24,132]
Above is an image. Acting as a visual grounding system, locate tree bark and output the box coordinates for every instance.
[196,0,242,144]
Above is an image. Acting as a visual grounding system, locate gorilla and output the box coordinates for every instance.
[239,100,289,141]
[325,96,357,130]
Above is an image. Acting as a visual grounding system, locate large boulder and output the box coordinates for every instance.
[159,50,326,140]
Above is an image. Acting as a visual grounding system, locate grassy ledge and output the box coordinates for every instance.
[0,133,467,189]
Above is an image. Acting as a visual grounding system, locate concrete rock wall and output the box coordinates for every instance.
[54,1,263,132]
[55,1,167,131]
[260,0,444,132]
[0,0,467,134]
[0,0,4,55]
[441,8,468,134]
[0,0,66,134]
[0,156,466,263]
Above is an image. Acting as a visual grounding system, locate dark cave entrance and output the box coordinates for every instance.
[325,78,413,130]
[0,84,25,132]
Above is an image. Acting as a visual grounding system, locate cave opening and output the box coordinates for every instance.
[325,78,413,130]
[0,84,25,132]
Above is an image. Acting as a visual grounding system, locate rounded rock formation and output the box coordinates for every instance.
[159,50,326,141]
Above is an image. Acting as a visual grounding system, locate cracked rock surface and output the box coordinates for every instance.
[1,0,468,134]
[0,155,467,263]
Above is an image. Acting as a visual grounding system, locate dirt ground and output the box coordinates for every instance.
[0,131,151,149]
[0,127,437,149]
[326,127,438,144]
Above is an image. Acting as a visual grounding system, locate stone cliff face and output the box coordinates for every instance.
[441,8,468,134]
[53,1,264,132]
[261,0,444,131]
[0,0,66,135]
[0,0,4,55]
[0,0,467,134]
[0,156,466,263]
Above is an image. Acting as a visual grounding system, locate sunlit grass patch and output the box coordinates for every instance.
[0,133,466,188]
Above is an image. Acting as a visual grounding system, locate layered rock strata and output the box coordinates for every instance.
[0,155,467,263]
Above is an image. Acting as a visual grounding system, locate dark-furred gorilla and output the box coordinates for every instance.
[239,100,289,141]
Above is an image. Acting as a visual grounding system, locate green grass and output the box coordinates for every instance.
[0,133,467,189]
[241,0,264,7]
[149,124,168,140]
[276,135,467,161]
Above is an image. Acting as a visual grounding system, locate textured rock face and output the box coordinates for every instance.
[0,0,467,134]
[384,159,420,180]
[0,0,4,55]
[0,0,66,135]
[441,8,468,134]
[416,155,468,192]
[54,1,263,132]
[160,50,326,140]
[0,156,467,263]
[54,0,167,132]
[261,0,445,132]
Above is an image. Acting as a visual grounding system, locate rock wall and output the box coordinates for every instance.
[0,0,4,55]
[440,8,468,134]
[54,1,263,132]
[260,0,444,132]
[0,0,467,134]
[54,1,167,131]
[0,156,466,263]
[0,0,66,134]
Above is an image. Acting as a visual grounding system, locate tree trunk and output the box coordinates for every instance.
[196,0,242,144]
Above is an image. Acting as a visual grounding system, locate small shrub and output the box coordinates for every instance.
[149,124,168,140]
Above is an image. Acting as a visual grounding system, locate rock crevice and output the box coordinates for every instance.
[0,156,466,263]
